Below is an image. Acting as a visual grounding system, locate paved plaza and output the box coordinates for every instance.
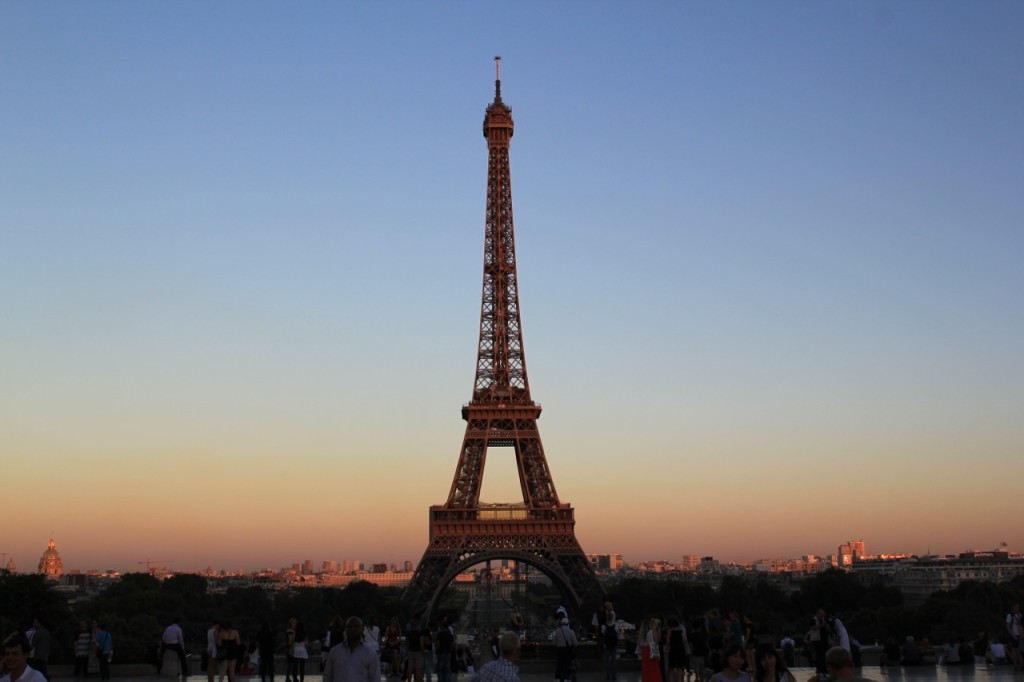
[41,663,1024,682]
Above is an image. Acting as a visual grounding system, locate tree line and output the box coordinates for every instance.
[2,569,1023,664]
[601,570,1024,649]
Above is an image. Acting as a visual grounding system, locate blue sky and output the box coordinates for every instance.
[2,2,1022,572]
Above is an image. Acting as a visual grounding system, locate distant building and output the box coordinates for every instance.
[851,550,1024,606]
[587,554,624,572]
[680,555,700,571]
[317,570,414,588]
[38,538,63,579]
[838,540,866,566]
[60,572,91,588]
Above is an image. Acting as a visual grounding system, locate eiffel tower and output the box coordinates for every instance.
[404,58,603,619]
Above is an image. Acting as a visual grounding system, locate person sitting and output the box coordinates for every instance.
[805,647,876,682]
[990,641,1008,665]
[901,637,922,666]
[956,638,974,667]
[941,642,959,665]
[920,638,936,664]
[880,639,901,667]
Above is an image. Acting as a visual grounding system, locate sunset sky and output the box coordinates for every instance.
[2,2,1022,574]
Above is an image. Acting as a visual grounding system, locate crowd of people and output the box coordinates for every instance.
[4,599,1024,682]
[615,607,801,682]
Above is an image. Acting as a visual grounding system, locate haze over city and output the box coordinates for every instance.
[2,3,1022,574]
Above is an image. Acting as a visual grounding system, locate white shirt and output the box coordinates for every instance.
[323,642,381,682]
[553,625,578,648]
[163,623,185,646]
[831,619,850,652]
[1008,612,1021,637]
[1,665,48,682]
[364,625,380,653]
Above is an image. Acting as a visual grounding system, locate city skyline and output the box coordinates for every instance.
[3,3,1023,573]
[8,534,1011,577]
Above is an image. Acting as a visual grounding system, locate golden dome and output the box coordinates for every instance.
[38,538,63,579]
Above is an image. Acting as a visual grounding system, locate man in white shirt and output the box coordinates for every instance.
[322,617,380,682]
[206,620,220,682]
[161,617,189,679]
[2,632,48,682]
[552,619,578,682]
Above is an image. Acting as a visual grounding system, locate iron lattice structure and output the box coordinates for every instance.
[405,59,603,619]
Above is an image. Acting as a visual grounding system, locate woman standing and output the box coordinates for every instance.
[217,620,242,682]
[291,621,308,682]
[285,618,297,682]
[711,645,749,682]
[638,619,663,682]
[666,618,689,682]
[383,617,403,677]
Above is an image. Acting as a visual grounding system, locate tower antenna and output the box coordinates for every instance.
[494,55,502,99]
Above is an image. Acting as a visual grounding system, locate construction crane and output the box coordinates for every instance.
[138,559,174,573]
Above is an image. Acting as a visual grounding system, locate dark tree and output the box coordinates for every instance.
[793,569,865,615]
[0,572,72,645]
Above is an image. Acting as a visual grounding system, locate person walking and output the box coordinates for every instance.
[552,618,577,682]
